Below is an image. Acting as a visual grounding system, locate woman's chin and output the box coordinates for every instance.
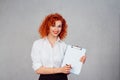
[53,34,59,37]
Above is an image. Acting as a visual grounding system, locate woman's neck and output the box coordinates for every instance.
[47,35,58,47]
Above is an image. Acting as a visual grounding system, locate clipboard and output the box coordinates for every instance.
[61,45,86,75]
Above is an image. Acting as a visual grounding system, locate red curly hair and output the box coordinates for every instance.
[39,13,68,40]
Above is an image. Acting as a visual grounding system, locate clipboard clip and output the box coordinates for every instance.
[71,45,82,50]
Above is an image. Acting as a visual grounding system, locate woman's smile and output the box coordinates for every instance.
[53,31,59,34]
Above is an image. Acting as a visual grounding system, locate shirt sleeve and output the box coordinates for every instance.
[31,41,42,71]
[61,41,67,54]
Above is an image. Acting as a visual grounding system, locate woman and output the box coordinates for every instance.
[31,13,86,80]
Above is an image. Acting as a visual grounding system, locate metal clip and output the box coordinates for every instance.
[71,45,82,50]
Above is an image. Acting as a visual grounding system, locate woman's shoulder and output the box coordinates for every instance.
[60,40,66,44]
[59,40,67,48]
[32,38,44,46]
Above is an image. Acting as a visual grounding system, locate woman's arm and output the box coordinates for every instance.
[35,65,71,74]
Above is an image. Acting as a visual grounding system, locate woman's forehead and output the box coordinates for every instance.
[55,20,62,25]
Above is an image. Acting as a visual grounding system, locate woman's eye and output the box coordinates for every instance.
[58,25,62,28]
[51,25,55,27]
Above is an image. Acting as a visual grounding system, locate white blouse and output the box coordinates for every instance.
[31,37,67,71]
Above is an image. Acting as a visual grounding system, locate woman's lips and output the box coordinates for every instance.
[53,31,59,34]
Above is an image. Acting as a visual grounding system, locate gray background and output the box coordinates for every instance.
[0,0,120,80]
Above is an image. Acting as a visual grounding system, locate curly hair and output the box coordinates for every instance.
[38,13,68,40]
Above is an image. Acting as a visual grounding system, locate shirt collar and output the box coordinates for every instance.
[56,37,61,42]
[43,37,61,43]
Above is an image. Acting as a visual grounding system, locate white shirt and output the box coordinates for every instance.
[31,37,67,71]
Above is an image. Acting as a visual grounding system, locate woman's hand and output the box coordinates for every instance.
[80,56,86,64]
[61,64,72,74]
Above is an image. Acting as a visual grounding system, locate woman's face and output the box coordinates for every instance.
[49,20,62,37]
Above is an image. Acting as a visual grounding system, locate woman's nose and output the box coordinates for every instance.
[54,26,59,30]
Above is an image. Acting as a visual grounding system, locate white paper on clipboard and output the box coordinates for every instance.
[61,45,86,75]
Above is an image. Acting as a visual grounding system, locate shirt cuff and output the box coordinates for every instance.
[32,63,42,71]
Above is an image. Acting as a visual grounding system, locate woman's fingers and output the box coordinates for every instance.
[62,64,71,74]
[80,56,86,64]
